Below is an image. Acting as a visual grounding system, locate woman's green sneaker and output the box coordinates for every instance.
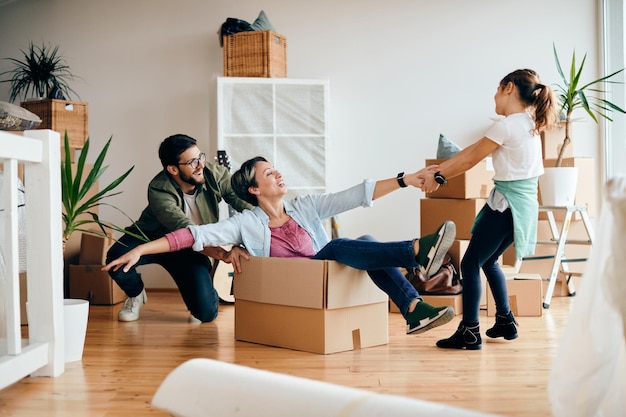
[416,220,456,277]
[406,301,455,334]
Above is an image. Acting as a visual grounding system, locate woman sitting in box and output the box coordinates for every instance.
[104,156,456,335]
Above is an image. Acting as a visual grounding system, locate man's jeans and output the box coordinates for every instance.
[106,233,219,322]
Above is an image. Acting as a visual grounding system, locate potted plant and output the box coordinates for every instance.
[552,43,626,166]
[60,131,146,362]
[540,44,626,206]
[0,41,78,102]
[61,132,147,245]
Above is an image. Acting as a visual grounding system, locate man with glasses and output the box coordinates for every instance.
[106,134,252,323]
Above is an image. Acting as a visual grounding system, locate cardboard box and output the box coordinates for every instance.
[540,157,595,219]
[543,277,575,297]
[69,265,125,305]
[422,294,463,315]
[486,275,543,317]
[234,257,389,354]
[79,232,113,265]
[420,198,486,239]
[540,122,574,159]
[425,158,494,199]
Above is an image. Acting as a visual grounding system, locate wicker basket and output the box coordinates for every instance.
[223,31,287,78]
[20,99,88,148]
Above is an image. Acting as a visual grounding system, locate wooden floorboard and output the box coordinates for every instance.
[0,290,574,416]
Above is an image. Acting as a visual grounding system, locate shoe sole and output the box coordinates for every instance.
[406,306,455,335]
[424,221,456,277]
[486,332,519,340]
[436,343,483,350]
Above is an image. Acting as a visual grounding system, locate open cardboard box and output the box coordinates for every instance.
[235,257,389,354]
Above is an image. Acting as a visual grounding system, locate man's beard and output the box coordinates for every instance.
[179,169,205,187]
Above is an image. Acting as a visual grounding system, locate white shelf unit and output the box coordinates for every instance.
[217,77,329,200]
[0,130,65,390]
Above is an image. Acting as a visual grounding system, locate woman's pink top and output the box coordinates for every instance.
[269,217,315,258]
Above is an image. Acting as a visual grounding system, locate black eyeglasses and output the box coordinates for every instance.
[178,153,206,169]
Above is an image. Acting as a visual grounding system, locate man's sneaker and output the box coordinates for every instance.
[406,301,455,334]
[416,220,456,277]
[118,289,147,322]
[436,322,482,350]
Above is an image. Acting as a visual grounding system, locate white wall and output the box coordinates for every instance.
[0,0,602,287]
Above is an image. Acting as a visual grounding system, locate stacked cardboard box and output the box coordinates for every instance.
[69,232,125,305]
[419,158,495,311]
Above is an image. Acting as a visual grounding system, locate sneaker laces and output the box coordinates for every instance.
[123,296,139,311]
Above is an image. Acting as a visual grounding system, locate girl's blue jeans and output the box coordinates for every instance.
[313,235,421,318]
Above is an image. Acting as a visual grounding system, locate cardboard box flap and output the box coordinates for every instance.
[235,257,325,309]
[326,261,388,309]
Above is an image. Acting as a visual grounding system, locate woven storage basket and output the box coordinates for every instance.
[223,31,287,77]
[21,99,88,148]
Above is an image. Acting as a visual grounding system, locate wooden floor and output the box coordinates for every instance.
[0,290,574,417]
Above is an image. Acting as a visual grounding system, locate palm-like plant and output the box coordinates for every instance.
[0,41,78,102]
[552,43,626,166]
[61,132,147,245]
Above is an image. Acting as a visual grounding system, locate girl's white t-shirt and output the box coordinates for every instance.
[485,112,544,181]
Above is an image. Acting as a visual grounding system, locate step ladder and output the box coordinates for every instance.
[514,205,594,309]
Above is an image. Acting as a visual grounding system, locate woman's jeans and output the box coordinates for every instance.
[106,233,219,322]
[313,235,421,318]
[461,205,514,324]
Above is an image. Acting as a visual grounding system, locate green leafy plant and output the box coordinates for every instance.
[61,132,147,244]
[0,41,79,102]
[552,43,626,166]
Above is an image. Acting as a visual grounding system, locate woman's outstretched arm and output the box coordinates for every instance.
[102,236,171,273]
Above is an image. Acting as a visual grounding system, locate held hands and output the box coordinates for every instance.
[201,245,250,273]
[221,246,250,274]
[417,165,441,193]
[403,165,440,193]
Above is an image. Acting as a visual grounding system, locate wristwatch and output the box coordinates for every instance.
[396,172,407,188]
[434,171,447,185]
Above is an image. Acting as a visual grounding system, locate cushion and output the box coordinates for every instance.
[0,101,42,131]
[436,133,462,158]
[251,10,276,32]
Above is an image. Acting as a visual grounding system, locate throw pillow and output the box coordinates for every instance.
[251,10,276,32]
[0,101,42,131]
[436,133,462,158]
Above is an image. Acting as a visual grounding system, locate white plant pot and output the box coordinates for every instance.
[63,299,89,363]
[27,298,89,362]
[539,167,579,207]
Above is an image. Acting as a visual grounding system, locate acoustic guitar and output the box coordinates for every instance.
[212,150,236,304]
